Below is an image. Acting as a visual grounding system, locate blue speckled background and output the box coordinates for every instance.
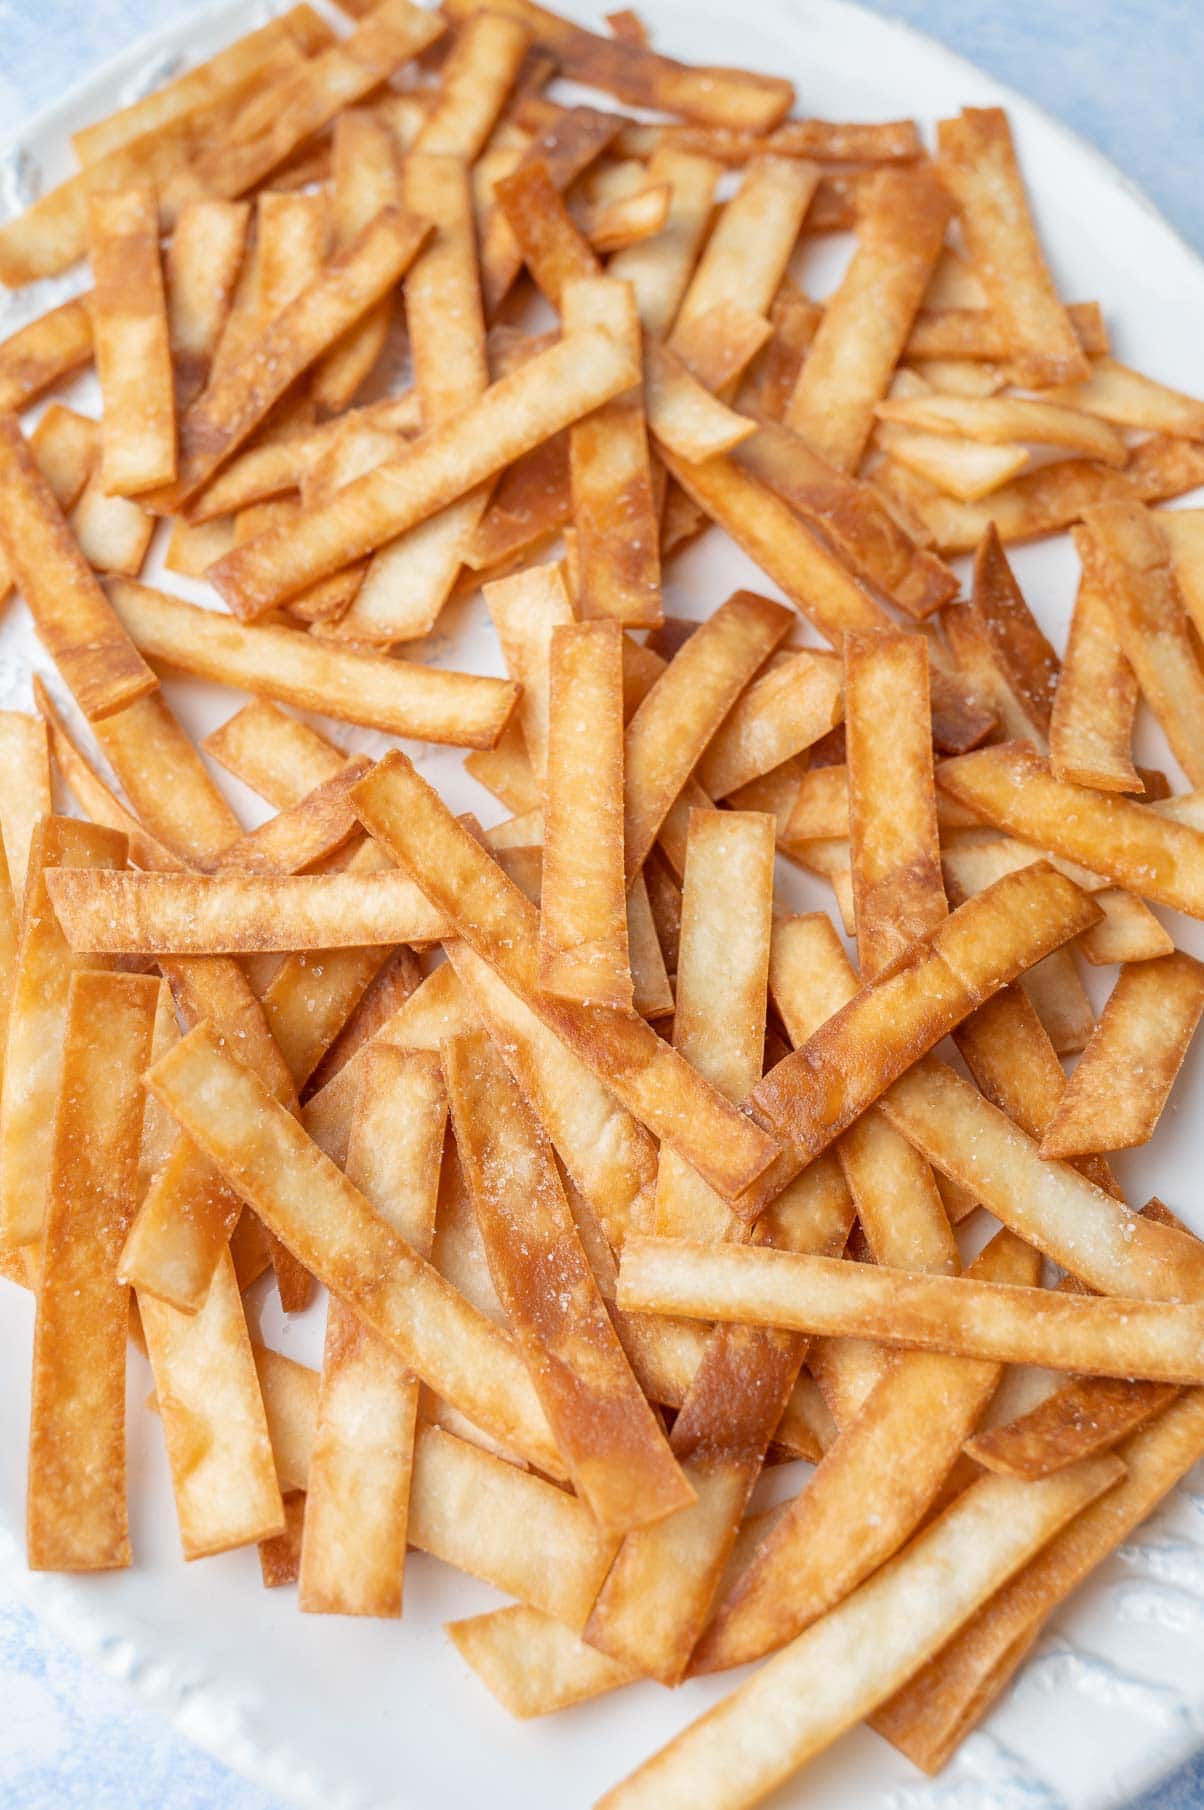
[0,2,1202,1804]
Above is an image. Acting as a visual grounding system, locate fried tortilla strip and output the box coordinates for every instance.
[46,867,448,955]
[463,434,571,574]
[446,1028,690,1532]
[259,1491,306,1587]
[540,620,632,1009]
[148,1023,564,1475]
[1039,953,1204,1159]
[1160,508,1204,639]
[71,7,332,163]
[106,579,516,748]
[353,754,782,1204]
[582,181,672,253]
[1047,355,1204,438]
[905,298,1106,364]
[652,809,775,1243]
[937,741,1204,916]
[845,631,947,979]
[747,864,1099,1176]
[411,9,529,158]
[206,293,639,614]
[97,691,244,866]
[186,0,443,203]
[484,560,574,780]
[156,208,429,510]
[310,111,401,413]
[873,1394,1204,1772]
[444,0,791,129]
[0,298,94,412]
[670,155,819,348]
[0,418,156,721]
[963,522,1060,736]
[480,106,622,315]
[965,1374,1177,1482]
[784,166,951,472]
[879,1056,1204,1299]
[202,699,345,804]
[618,1238,1204,1383]
[448,1604,636,1716]
[1078,499,1204,786]
[0,817,126,1248]
[696,652,842,801]
[0,711,51,902]
[877,392,1127,464]
[164,200,251,410]
[496,156,599,306]
[598,1455,1121,1810]
[69,461,154,577]
[86,186,176,494]
[1049,527,1141,792]
[624,591,791,880]
[937,107,1088,387]
[139,1248,285,1558]
[879,420,1028,502]
[299,1049,446,1617]
[691,1228,1039,1675]
[27,971,157,1571]
[608,145,721,337]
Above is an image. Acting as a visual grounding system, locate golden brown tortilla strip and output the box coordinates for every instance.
[27,971,157,1570]
[411,10,529,157]
[86,186,176,494]
[212,761,371,878]
[582,180,672,253]
[670,155,819,346]
[106,579,517,748]
[1046,355,1204,438]
[97,690,244,867]
[1078,498,1204,786]
[0,417,156,721]
[165,199,251,409]
[607,145,721,337]
[937,741,1204,916]
[310,111,401,414]
[965,1374,1178,1482]
[876,392,1127,464]
[443,0,792,130]
[872,1393,1204,1774]
[202,699,345,805]
[352,753,783,1205]
[937,107,1089,387]
[299,1049,446,1617]
[0,298,94,413]
[845,631,947,979]
[904,299,1107,364]
[1049,527,1141,792]
[479,106,621,315]
[446,1028,691,1532]
[784,166,951,472]
[448,1604,636,1717]
[1039,953,1204,1159]
[695,652,842,801]
[258,1490,306,1588]
[0,711,52,903]
[540,620,632,1009]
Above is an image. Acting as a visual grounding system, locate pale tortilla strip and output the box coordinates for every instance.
[1039,953,1204,1158]
[412,10,530,157]
[352,754,783,1205]
[97,691,244,865]
[0,817,126,1247]
[540,620,632,1009]
[206,293,639,614]
[1049,527,1141,791]
[27,971,157,1570]
[0,298,94,412]
[670,155,819,345]
[165,199,251,409]
[299,1048,446,1616]
[106,579,517,748]
[1045,355,1204,438]
[0,418,156,722]
[445,0,791,130]
[695,652,842,801]
[202,699,345,805]
[582,181,672,253]
[785,166,951,472]
[936,741,1204,917]
[86,186,176,494]
[876,393,1127,465]
[139,1248,285,1559]
[878,420,1028,502]
[1078,498,1204,786]
[310,111,401,414]
[69,465,154,578]
[147,1022,565,1476]
[607,145,721,337]
[904,301,1108,365]
[597,1456,1121,1810]
[937,107,1089,387]
[46,867,448,955]
[445,1028,690,1533]
[0,711,51,901]
[448,1605,636,1717]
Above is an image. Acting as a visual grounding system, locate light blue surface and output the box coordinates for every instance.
[0,2,1202,1806]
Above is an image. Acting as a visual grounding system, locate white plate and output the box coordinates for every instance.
[4,3,1204,1807]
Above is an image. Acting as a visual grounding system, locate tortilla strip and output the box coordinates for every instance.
[1046,354,1204,437]
[845,631,947,979]
[607,145,721,337]
[140,1248,285,1559]
[695,654,841,802]
[936,741,1204,916]
[352,754,782,1204]
[298,1049,446,1616]
[598,1455,1121,1810]
[1048,527,1141,792]
[540,620,632,1008]
[1078,498,1204,785]
[872,1394,1204,1772]
[86,186,176,494]
[904,298,1106,365]
[966,1374,1178,1482]
[967,523,1060,733]
[583,181,672,253]
[670,155,819,344]
[746,863,1099,1177]
[213,760,370,879]
[148,1023,564,1474]
[106,579,516,748]
[412,9,529,157]
[46,867,448,955]
[0,712,52,902]
[445,1028,690,1532]
[26,972,157,1570]
[0,405,94,608]
[0,418,156,721]
[937,108,1088,386]
[206,298,639,614]
[202,700,345,804]
[448,1605,635,1717]
[443,0,791,130]
[164,199,250,410]
[877,392,1127,464]
[0,298,94,412]
[1039,953,1204,1159]
[96,692,243,864]
[785,166,951,472]
[624,591,789,880]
